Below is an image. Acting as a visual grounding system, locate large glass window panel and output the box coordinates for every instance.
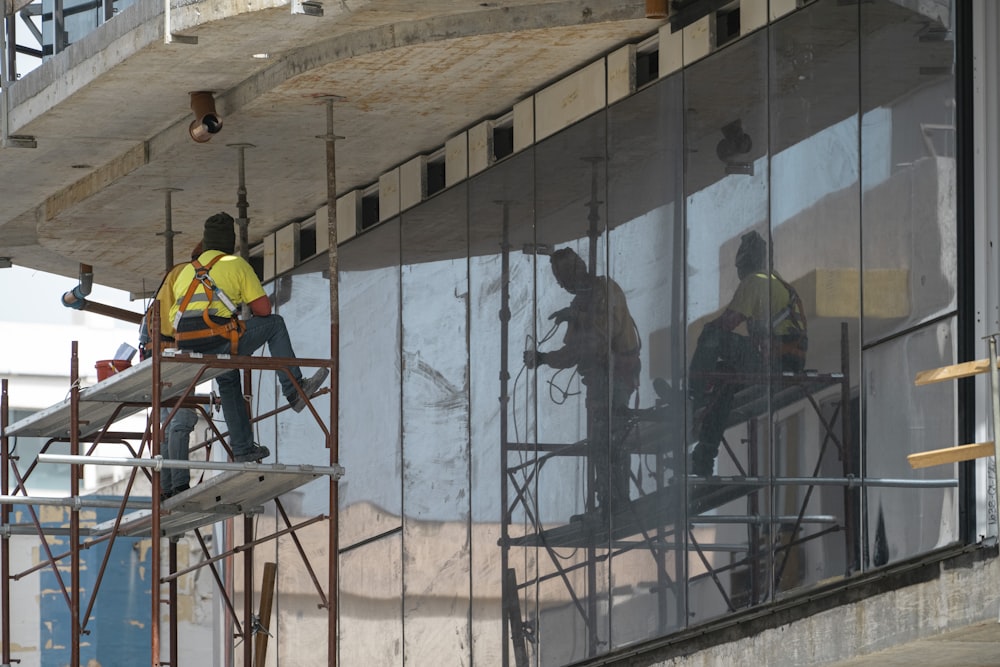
[528,113,611,665]
[272,264,333,473]
[400,186,471,664]
[860,1,957,344]
[766,0,862,598]
[863,319,958,565]
[605,74,686,648]
[338,224,402,547]
[683,30,771,621]
[339,534,403,666]
[276,520,331,666]
[469,151,536,666]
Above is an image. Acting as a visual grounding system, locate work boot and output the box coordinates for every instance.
[233,443,270,463]
[690,442,717,478]
[290,368,331,413]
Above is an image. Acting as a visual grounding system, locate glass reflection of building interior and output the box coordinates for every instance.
[328,1,959,665]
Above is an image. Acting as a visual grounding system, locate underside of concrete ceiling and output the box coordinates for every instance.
[0,0,657,294]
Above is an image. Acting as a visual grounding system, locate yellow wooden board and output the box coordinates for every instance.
[914,358,998,386]
[907,442,995,469]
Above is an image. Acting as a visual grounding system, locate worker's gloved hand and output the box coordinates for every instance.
[523,350,546,369]
[549,307,574,325]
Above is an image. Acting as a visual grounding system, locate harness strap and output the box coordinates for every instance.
[173,255,245,354]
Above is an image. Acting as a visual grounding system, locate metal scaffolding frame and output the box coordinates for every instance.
[0,325,338,666]
[499,289,959,664]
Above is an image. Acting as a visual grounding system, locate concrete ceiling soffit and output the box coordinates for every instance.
[13,0,655,290]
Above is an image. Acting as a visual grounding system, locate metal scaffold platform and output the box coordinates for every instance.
[0,339,340,666]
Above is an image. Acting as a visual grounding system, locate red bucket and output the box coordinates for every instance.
[96,359,131,382]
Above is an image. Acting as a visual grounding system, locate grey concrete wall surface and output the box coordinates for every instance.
[594,545,1000,667]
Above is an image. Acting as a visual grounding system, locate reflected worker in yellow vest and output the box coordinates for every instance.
[168,212,329,464]
[524,247,641,517]
[688,230,807,477]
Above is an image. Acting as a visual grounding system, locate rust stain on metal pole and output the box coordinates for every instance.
[151,308,163,666]
[322,95,342,667]
[70,342,82,667]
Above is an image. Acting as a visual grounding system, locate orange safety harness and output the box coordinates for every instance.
[172,254,246,354]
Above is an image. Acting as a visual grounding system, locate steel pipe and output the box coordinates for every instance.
[37,453,345,479]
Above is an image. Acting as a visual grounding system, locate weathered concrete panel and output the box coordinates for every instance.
[659,23,683,77]
[445,132,468,187]
[378,167,400,221]
[513,97,535,153]
[607,44,637,104]
[400,155,427,211]
[335,192,361,244]
[535,59,606,142]
[683,15,714,65]
[771,0,801,21]
[262,232,276,281]
[741,0,768,34]
[468,120,494,177]
[275,221,300,275]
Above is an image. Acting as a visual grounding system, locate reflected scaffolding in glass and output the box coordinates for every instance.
[469,150,537,666]
[606,72,687,647]
[683,30,772,620]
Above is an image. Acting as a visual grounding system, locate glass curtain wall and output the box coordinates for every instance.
[337,221,403,665]
[321,1,960,664]
[400,186,472,664]
[469,149,536,666]
[859,0,959,564]
[605,75,686,648]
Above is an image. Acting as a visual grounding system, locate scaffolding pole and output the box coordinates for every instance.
[320,94,343,667]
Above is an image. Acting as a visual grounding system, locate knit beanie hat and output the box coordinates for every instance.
[550,247,588,291]
[202,212,236,253]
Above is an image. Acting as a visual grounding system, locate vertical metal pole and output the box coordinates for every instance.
[151,306,163,666]
[169,541,178,665]
[229,143,254,262]
[987,335,1000,544]
[70,342,81,667]
[497,202,515,666]
[1,11,10,146]
[156,188,182,269]
[582,155,602,655]
[243,516,253,667]
[321,95,342,667]
[54,0,65,54]
[840,321,857,572]
[583,156,602,275]
[1,379,10,667]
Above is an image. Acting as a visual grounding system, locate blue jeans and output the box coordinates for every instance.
[160,407,198,492]
[191,314,304,455]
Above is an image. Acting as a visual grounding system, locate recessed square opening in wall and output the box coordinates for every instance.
[427,153,446,197]
[636,36,659,88]
[716,4,740,48]
[493,125,514,161]
[249,255,265,280]
[361,190,380,230]
[299,224,317,259]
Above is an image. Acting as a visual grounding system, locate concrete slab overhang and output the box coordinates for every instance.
[0,0,656,292]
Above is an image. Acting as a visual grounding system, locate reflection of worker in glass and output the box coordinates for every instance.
[688,230,807,477]
[524,247,641,515]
